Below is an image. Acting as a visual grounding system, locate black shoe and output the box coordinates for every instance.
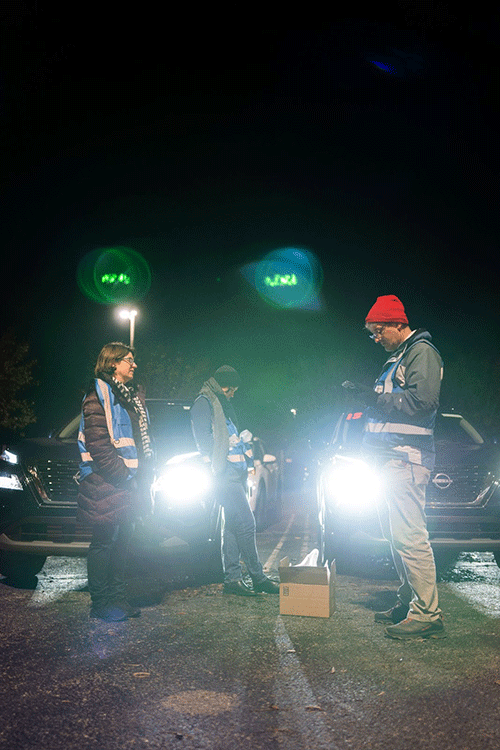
[374,603,409,624]
[223,580,258,597]
[252,577,280,594]
[90,604,129,622]
[110,599,141,618]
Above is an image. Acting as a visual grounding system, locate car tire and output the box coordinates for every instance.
[318,519,353,571]
[195,540,224,584]
[433,550,459,580]
[0,551,47,584]
[274,480,283,524]
[254,485,268,532]
[192,509,224,585]
[317,487,350,570]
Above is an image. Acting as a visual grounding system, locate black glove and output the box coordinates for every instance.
[341,381,379,407]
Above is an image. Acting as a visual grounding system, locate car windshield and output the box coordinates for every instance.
[332,411,366,451]
[55,400,198,459]
[146,400,197,459]
[437,414,484,445]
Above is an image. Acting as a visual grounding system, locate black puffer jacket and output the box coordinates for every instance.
[77,380,148,526]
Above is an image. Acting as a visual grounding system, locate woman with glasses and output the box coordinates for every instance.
[77,342,153,621]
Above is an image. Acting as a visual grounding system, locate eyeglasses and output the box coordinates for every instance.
[367,325,388,340]
[119,357,136,365]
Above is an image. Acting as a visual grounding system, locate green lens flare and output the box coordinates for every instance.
[77,247,151,303]
[252,248,322,310]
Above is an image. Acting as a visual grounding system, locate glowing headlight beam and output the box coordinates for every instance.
[324,459,383,512]
[0,449,18,465]
[0,472,23,490]
[154,463,212,505]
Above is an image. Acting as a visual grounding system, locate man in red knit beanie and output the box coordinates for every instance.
[360,295,445,639]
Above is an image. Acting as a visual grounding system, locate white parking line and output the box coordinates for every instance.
[263,513,296,572]
[265,513,337,749]
[273,617,339,749]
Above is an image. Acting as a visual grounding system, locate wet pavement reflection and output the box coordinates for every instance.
[441,551,500,618]
[26,548,500,620]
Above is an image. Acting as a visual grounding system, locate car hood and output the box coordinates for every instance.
[5,437,80,463]
[434,440,500,470]
[329,440,500,474]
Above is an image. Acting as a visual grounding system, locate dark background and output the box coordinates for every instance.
[1,3,499,437]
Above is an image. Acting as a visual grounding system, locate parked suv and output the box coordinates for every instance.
[246,436,282,531]
[0,401,224,583]
[316,409,500,572]
[0,401,281,583]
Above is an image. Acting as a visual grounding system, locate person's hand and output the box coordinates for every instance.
[341,381,379,406]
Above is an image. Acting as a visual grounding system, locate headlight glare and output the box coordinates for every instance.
[324,458,383,512]
[0,449,18,465]
[154,463,212,505]
[0,471,23,490]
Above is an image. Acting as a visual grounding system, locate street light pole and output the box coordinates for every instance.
[129,311,136,348]
[118,308,138,348]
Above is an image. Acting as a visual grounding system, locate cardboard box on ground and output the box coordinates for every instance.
[279,549,335,618]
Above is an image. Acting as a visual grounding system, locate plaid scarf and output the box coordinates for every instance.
[112,378,153,461]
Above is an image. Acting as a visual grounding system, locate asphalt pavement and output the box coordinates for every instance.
[1,494,500,750]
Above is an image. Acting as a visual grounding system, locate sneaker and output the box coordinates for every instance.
[374,603,409,624]
[252,577,280,594]
[385,617,446,640]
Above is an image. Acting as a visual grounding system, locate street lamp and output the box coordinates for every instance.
[118,308,138,348]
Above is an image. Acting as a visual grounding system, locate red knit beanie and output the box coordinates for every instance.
[365,295,408,324]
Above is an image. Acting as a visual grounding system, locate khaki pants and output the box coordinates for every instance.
[378,458,441,622]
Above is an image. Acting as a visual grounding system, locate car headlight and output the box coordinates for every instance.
[153,463,213,505]
[0,448,18,465]
[0,471,23,490]
[324,457,383,512]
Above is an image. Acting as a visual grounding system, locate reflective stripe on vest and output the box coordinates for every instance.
[365,422,433,435]
[228,454,246,463]
[79,380,139,478]
[97,378,120,447]
[363,336,441,469]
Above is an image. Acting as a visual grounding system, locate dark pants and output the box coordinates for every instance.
[87,521,133,606]
[217,467,265,584]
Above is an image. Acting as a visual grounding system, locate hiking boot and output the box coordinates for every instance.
[374,603,409,624]
[385,617,446,640]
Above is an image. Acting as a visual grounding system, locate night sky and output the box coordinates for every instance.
[2,5,499,435]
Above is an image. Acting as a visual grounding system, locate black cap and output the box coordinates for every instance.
[213,365,241,389]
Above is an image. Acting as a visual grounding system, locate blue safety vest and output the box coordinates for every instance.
[78,378,139,481]
[363,333,442,469]
[226,416,253,474]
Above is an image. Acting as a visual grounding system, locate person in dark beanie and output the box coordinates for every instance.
[190,365,279,596]
[346,296,445,639]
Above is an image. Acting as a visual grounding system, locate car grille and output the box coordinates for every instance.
[426,465,497,507]
[27,459,80,505]
[6,519,91,544]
